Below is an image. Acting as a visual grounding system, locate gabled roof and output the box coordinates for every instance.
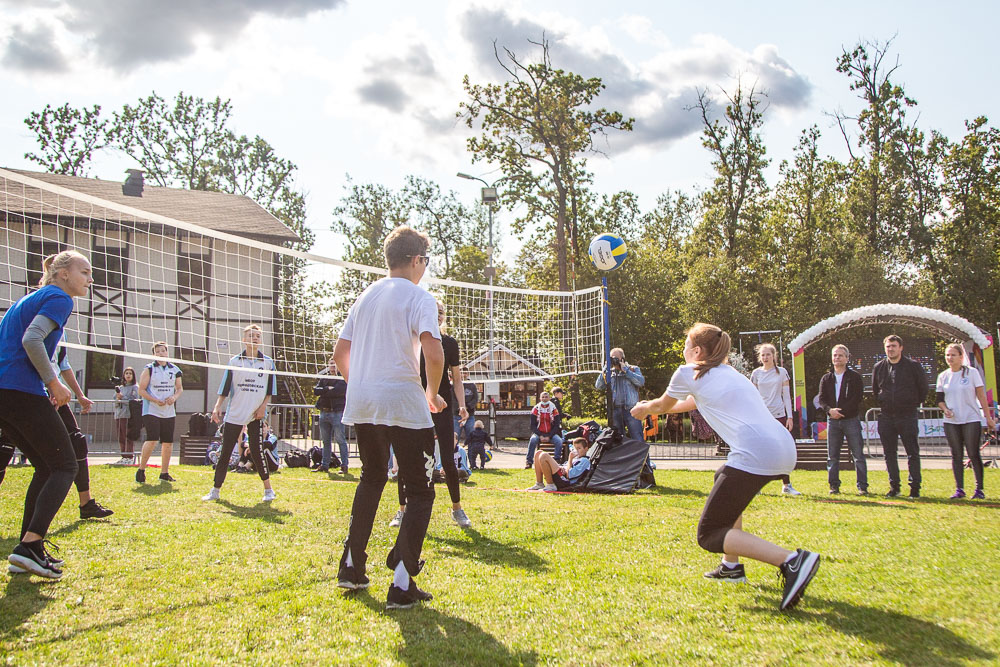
[465,342,553,380]
[2,168,301,244]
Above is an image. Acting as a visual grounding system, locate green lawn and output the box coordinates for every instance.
[0,464,998,666]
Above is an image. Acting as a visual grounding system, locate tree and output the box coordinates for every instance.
[23,103,111,176]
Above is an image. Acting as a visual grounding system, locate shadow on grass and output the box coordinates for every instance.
[217,499,291,524]
[132,483,178,497]
[806,497,917,510]
[0,574,56,640]
[749,595,994,666]
[638,485,708,498]
[354,591,538,666]
[427,528,548,572]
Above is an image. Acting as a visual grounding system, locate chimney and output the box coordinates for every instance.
[123,169,144,197]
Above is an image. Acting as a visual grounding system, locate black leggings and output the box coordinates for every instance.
[944,421,985,491]
[0,389,78,539]
[214,421,268,488]
[398,409,460,506]
[697,465,783,553]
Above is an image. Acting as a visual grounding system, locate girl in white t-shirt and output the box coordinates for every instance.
[631,323,820,611]
[936,343,995,500]
[749,343,800,496]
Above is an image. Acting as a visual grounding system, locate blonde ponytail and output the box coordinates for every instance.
[688,322,731,380]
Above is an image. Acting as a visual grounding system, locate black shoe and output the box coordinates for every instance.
[337,565,370,590]
[312,466,329,473]
[135,468,146,484]
[829,488,840,495]
[858,489,869,496]
[909,488,920,498]
[885,488,900,498]
[386,582,433,610]
[341,466,349,475]
[704,562,747,583]
[159,473,176,482]
[8,541,62,580]
[778,549,820,611]
[80,499,114,519]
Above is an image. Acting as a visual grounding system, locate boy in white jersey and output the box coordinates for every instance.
[203,325,278,502]
[136,342,183,484]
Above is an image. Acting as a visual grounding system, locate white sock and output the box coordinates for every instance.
[345,549,353,568]
[722,559,739,569]
[393,560,410,590]
[783,551,797,564]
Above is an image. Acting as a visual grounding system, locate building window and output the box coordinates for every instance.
[176,348,208,390]
[86,349,125,391]
[26,239,63,287]
[92,246,128,290]
[178,253,211,296]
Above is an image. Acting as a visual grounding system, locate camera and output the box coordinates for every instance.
[110,375,122,393]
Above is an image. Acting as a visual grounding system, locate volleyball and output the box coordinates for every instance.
[588,233,628,271]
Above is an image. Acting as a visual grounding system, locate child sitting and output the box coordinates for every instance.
[527,437,591,492]
[466,420,492,469]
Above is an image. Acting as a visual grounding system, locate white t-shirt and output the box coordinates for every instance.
[749,366,791,419]
[142,362,182,418]
[339,277,440,429]
[667,363,796,476]
[218,350,278,426]
[834,371,845,402]
[936,367,986,425]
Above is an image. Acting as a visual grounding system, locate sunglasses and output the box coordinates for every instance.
[407,255,430,265]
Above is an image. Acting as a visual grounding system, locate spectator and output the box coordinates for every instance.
[466,419,492,469]
[871,335,928,498]
[595,347,645,440]
[525,391,563,468]
[314,356,348,474]
[749,343,801,496]
[551,386,566,430]
[453,368,478,444]
[526,437,591,492]
[819,344,868,495]
[937,343,995,500]
[113,367,139,465]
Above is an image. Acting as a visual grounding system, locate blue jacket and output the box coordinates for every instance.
[595,363,645,408]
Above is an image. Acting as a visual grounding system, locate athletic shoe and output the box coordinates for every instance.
[79,499,114,519]
[389,510,405,527]
[452,509,472,528]
[542,484,558,492]
[386,582,433,610]
[526,482,544,491]
[778,549,820,611]
[704,563,748,583]
[950,488,966,499]
[829,488,840,495]
[202,488,221,501]
[9,539,64,573]
[7,542,62,580]
[159,473,176,483]
[782,484,803,496]
[524,463,532,469]
[337,565,370,591]
[341,466,349,475]
[908,488,920,499]
[972,489,986,500]
[858,489,869,496]
[135,468,146,484]
[885,488,900,498]
[262,489,276,502]
[312,466,329,473]
[110,457,128,466]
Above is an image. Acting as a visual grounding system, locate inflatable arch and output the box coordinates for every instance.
[787,304,996,436]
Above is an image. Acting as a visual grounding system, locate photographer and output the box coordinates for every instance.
[595,347,645,440]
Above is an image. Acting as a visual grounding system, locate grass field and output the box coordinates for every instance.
[0,464,998,666]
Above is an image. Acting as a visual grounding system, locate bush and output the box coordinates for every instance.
[562,416,607,430]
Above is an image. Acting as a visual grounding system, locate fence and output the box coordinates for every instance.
[862,406,1000,461]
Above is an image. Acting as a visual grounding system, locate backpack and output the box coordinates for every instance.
[188,413,210,437]
[284,449,310,468]
[309,445,340,469]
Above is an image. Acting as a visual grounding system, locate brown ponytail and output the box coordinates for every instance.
[688,322,731,380]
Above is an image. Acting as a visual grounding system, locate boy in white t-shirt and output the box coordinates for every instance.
[632,323,820,612]
[334,225,446,611]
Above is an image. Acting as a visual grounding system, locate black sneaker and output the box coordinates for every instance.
[908,488,920,498]
[312,466,329,473]
[159,473,176,482]
[80,499,114,519]
[8,539,63,573]
[337,565,370,590]
[778,549,820,611]
[7,541,62,580]
[135,468,146,484]
[704,563,747,583]
[386,582,433,610]
[885,488,900,498]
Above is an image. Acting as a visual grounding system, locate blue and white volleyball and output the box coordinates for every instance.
[588,233,628,271]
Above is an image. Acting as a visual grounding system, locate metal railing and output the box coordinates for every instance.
[862,406,1000,461]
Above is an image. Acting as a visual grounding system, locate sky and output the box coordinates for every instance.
[1,0,996,261]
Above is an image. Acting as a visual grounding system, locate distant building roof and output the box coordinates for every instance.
[2,168,301,244]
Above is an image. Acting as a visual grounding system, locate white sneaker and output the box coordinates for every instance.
[389,510,405,527]
[782,484,803,496]
[526,483,545,491]
[202,488,220,501]
[542,484,558,492]
[262,489,276,502]
[452,509,472,528]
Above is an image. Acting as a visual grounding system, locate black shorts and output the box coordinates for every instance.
[143,415,176,443]
[697,465,785,553]
[552,472,573,490]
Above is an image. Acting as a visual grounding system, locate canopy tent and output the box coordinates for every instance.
[787,304,996,435]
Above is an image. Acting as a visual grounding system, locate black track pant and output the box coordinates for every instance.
[944,422,985,491]
[697,465,784,553]
[214,420,268,488]
[343,423,435,577]
[398,408,460,506]
[57,404,90,494]
[0,389,77,539]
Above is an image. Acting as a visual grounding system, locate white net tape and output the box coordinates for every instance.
[0,168,604,393]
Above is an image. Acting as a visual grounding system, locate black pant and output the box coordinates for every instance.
[944,421,984,491]
[468,443,487,468]
[697,465,783,553]
[0,389,78,539]
[344,423,435,576]
[57,404,90,494]
[398,409,460,506]
[214,421,268,488]
[878,411,921,490]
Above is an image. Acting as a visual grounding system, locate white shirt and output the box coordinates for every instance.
[142,362,182,418]
[667,363,796,476]
[936,367,986,425]
[834,371,845,403]
[339,277,440,429]
[218,350,278,426]
[749,366,792,419]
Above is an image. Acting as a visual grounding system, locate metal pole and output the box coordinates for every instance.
[487,204,496,442]
[601,276,613,428]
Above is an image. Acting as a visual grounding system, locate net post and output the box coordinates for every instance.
[601,276,613,428]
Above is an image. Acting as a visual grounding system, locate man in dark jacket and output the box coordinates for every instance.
[819,344,867,495]
[870,335,929,497]
[314,356,348,473]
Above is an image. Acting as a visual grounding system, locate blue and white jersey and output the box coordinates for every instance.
[218,350,278,426]
[143,362,183,418]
